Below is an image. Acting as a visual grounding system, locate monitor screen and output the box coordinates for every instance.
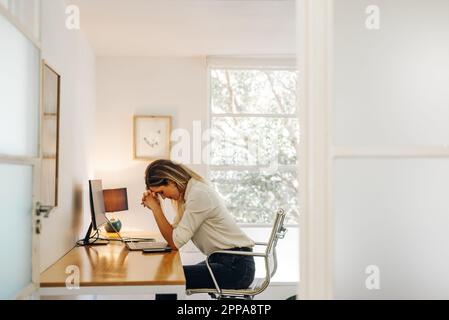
[89,180,108,230]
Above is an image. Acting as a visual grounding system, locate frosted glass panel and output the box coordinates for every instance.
[0,163,33,299]
[334,0,449,146]
[334,158,449,299]
[0,13,39,156]
[0,0,8,9]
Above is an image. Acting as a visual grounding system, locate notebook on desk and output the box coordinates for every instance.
[106,222,171,251]
[127,241,171,251]
[117,231,171,251]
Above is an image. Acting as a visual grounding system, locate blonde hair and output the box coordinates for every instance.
[145,159,205,226]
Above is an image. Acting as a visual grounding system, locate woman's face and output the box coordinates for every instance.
[149,181,181,200]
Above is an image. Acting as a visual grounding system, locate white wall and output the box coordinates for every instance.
[95,57,208,231]
[0,0,40,40]
[333,0,449,299]
[39,0,96,272]
[67,0,296,57]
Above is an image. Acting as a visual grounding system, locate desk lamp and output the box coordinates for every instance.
[103,188,128,233]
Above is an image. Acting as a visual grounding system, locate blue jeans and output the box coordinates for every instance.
[184,247,256,290]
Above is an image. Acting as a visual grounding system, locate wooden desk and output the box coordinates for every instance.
[40,232,186,298]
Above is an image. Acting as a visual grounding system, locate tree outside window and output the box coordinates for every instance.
[209,68,299,225]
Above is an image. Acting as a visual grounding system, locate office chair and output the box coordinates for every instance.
[185,208,287,300]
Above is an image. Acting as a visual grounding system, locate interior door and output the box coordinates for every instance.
[0,5,41,299]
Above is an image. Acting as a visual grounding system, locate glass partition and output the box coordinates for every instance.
[0,12,40,157]
[0,164,33,299]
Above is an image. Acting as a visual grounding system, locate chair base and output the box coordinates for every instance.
[209,293,254,300]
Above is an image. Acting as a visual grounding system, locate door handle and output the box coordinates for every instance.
[35,219,41,234]
[35,202,54,218]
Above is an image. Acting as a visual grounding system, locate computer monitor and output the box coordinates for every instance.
[82,179,110,245]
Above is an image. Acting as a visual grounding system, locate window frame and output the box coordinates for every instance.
[206,57,299,227]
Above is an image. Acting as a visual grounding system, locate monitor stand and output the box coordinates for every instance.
[82,222,109,246]
[83,238,109,245]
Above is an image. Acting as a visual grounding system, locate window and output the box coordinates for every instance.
[209,66,299,225]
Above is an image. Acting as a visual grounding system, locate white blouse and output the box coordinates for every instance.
[172,178,255,255]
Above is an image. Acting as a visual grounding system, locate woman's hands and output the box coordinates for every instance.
[141,190,161,211]
[141,190,176,249]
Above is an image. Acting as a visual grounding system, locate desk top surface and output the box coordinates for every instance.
[40,231,186,287]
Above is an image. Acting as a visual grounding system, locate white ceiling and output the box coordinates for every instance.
[69,0,296,57]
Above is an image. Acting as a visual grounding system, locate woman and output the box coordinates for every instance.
[141,159,255,290]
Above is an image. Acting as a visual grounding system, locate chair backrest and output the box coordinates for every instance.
[261,209,287,287]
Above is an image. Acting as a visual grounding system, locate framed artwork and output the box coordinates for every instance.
[41,61,61,207]
[133,115,172,160]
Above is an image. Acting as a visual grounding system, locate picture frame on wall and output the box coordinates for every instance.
[41,61,61,207]
[133,115,172,160]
